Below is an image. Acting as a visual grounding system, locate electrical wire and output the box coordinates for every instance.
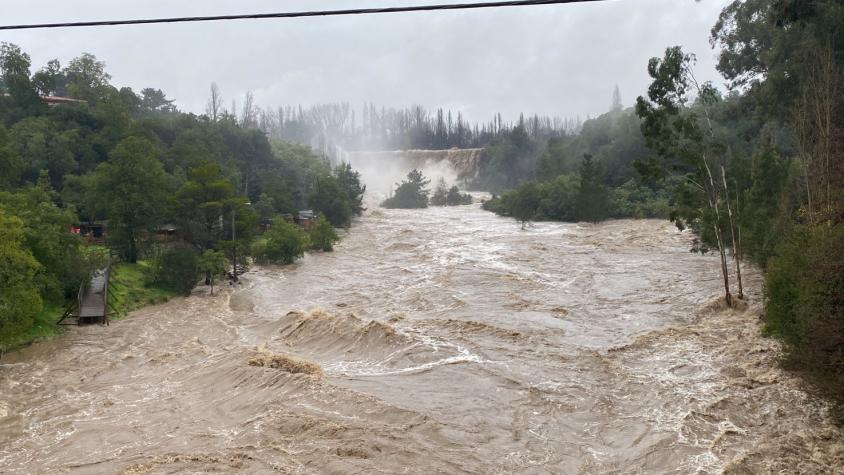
[0,0,605,31]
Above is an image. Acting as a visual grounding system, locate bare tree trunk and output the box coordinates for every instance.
[689,70,733,307]
[722,165,743,299]
[206,82,222,122]
[702,156,733,307]
[795,91,816,224]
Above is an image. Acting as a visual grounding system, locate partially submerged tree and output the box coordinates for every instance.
[636,46,742,306]
[309,214,339,252]
[198,249,227,295]
[381,169,430,209]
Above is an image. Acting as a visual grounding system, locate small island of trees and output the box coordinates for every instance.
[381,169,472,209]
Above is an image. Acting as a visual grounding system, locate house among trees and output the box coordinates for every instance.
[40,95,86,107]
[154,224,178,241]
[295,210,316,230]
[1,93,86,107]
[71,221,106,243]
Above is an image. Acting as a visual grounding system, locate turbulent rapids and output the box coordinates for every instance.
[1,204,842,473]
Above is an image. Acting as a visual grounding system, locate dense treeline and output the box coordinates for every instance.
[0,44,364,349]
[229,98,583,159]
[479,106,674,213]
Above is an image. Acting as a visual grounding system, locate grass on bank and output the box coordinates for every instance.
[6,261,179,352]
[109,261,180,318]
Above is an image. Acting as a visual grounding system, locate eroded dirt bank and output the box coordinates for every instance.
[1,205,841,473]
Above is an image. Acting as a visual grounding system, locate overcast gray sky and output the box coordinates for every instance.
[2,0,730,122]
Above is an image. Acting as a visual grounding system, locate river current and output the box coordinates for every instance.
[1,203,841,473]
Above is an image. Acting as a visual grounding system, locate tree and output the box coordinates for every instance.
[0,210,43,350]
[510,182,541,229]
[446,185,472,206]
[334,162,366,216]
[309,214,339,251]
[308,175,354,227]
[431,177,449,206]
[381,169,430,209]
[31,59,65,96]
[89,137,171,262]
[611,85,623,113]
[198,249,227,295]
[0,173,85,301]
[0,42,43,121]
[176,163,236,250]
[155,246,199,295]
[140,88,176,113]
[206,82,223,121]
[253,220,310,265]
[63,53,110,101]
[635,46,737,307]
[576,154,610,222]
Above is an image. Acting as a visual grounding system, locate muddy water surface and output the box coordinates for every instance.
[1,204,841,473]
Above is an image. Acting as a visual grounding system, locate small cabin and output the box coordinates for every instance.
[73,221,106,243]
[295,210,316,230]
[154,224,178,241]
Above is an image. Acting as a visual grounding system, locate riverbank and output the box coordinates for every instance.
[2,261,179,355]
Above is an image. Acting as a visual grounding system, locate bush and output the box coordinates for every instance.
[155,246,200,295]
[765,224,844,407]
[381,169,429,209]
[309,215,339,252]
[0,211,43,349]
[253,220,310,264]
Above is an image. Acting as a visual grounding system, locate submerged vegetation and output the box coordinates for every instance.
[0,43,365,349]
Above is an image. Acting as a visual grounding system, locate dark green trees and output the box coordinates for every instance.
[253,220,310,265]
[382,169,430,209]
[431,178,471,206]
[575,154,609,222]
[309,215,339,252]
[89,137,172,262]
[0,211,43,349]
[635,46,739,306]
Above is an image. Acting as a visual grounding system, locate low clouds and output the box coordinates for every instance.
[2,0,729,122]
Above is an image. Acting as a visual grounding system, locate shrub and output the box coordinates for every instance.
[309,215,339,252]
[254,220,310,264]
[155,246,200,295]
[765,224,844,407]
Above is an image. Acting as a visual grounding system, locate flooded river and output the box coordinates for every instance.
[1,204,841,473]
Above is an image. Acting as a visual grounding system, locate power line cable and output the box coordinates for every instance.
[0,0,605,31]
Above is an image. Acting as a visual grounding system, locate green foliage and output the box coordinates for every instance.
[334,162,366,216]
[475,125,537,191]
[109,261,179,317]
[253,220,310,265]
[89,136,172,262]
[308,175,354,227]
[382,169,430,209]
[198,249,228,294]
[576,154,610,222]
[0,176,86,301]
[446,186,472,206]
[764,225,844,378]
[309,215,339,252]
[0,210,43,349]
[431,178,471,206]
[154,246,200,295]
[175,162,235,249]
[0,43,366,348]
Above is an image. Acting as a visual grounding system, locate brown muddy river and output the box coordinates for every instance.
[1,204,841,473]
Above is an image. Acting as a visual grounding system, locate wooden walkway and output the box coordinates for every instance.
[58,266,112,325]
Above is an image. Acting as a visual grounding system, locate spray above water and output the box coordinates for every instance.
[345,148,481,202]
